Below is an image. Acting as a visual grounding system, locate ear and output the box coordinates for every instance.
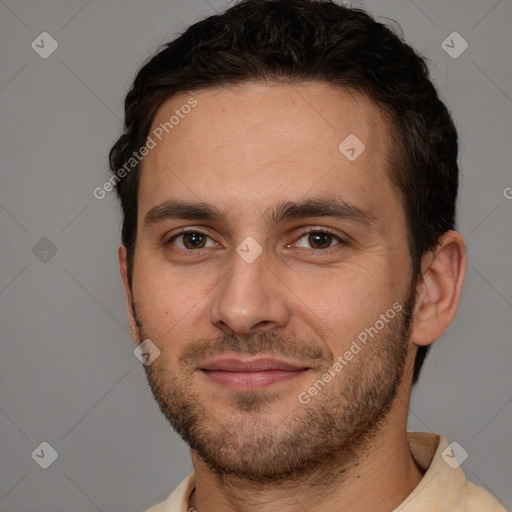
[410,230,467,347]
[118,245,139,344]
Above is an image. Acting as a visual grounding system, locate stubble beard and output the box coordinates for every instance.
[134,284,416,486]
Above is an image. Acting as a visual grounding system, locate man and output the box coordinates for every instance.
[108,1,505,510]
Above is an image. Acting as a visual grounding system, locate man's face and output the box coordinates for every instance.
[126,82,417,481]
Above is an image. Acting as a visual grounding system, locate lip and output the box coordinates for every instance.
[200,356,310,391]
[201,357,308,372]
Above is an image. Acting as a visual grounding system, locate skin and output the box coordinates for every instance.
[119,82,466,512]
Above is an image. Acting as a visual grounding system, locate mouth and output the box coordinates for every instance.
[199,356,310,391]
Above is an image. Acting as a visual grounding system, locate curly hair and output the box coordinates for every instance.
[108,0,459,385]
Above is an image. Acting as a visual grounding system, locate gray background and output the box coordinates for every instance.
[0,0,511,511]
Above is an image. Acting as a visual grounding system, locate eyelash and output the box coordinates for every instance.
[166,227,347,252]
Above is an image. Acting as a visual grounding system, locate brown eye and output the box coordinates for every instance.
[308,232,334,249]
[294,230,344,250]
[170,231,215,250]
[182,232,206,249]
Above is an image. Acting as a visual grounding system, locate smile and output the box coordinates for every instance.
[200,357,310,391]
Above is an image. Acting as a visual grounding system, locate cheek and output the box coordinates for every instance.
[287,263,398,345]
[132,258,219,344]
[133,271,187,334]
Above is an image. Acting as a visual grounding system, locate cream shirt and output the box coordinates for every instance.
[145,431,506,512]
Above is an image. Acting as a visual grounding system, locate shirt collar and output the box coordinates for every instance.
[147,431,505,512]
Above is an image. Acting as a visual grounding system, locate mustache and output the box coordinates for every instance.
[131,298,330,369]
[178,331,329,369]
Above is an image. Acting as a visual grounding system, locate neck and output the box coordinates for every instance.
[188,398,424,512]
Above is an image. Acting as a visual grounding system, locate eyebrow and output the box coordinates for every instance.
[143,197,378,231]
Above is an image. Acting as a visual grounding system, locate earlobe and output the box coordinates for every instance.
[410,230,467,347]
[118,245,139,344]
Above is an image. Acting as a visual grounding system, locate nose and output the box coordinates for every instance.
[209,246,292,336]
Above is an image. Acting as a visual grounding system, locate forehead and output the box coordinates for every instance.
[138,82,399,228]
